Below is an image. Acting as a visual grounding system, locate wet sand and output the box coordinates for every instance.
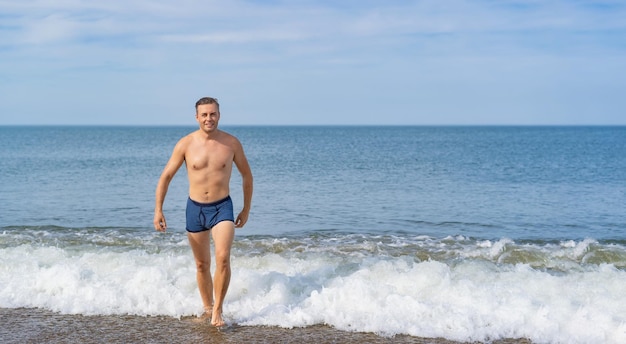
[0,308,532,344]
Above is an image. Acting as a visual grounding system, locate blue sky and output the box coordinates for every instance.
[1,0,625,125]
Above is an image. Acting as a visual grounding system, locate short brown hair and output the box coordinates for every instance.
[195,97,220,112]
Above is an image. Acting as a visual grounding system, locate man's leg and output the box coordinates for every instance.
[211,220,235,327]
[187,230,214,316]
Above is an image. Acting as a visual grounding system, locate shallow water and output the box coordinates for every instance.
[0,308,532,344]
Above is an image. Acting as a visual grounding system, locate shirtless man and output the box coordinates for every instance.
[153,97,253,327]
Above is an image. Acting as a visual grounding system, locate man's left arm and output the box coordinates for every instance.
[233,140,253,228]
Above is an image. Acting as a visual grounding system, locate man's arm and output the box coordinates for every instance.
[233,139,253,228]
[153,139,186,232]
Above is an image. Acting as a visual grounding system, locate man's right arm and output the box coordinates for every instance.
[153,139,187,231]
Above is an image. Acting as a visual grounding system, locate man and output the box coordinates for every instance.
[153,97,253,327]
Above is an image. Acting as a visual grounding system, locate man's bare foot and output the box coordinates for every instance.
[192,306,213,323]
[211,309,226,327]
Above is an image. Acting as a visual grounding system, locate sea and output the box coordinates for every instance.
[0,125,625,344]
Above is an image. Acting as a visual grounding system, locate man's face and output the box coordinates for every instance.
[195,103,220,132]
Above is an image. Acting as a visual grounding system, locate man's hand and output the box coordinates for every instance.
[154,212,167,232]
[235,210,249,228]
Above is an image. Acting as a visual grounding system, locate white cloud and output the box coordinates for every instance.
[160,30,306,44]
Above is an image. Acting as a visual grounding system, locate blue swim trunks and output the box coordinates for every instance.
[186,196,234,233]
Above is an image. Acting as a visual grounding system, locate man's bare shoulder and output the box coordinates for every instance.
[187,130,210,143]
[173,131,201,152]
[216,130,242,147]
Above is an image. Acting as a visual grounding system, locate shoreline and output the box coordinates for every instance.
[0,308,532,344]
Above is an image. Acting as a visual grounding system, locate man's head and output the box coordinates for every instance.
[195,97,221,132]
[195,97,220,113]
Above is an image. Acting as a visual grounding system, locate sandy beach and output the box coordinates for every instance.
[0,308,532,344]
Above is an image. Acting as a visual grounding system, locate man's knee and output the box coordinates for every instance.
[214,251,231,270]
[195,259,211,273]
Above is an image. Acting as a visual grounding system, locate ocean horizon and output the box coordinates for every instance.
[1,125,625,343]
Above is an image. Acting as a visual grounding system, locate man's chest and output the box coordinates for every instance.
[185,144,234,171]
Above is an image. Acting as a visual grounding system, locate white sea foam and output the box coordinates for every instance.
[1,234,626,343]
[229,252,626,343]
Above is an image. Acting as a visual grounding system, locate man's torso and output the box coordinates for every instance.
[184,130,235,203]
